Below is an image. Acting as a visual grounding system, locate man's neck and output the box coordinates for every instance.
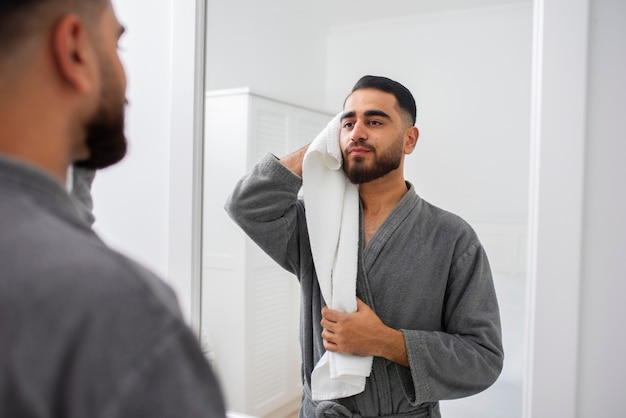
[0,97,72,185]
[358,173,408,217]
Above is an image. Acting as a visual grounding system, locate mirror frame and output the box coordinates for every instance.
[167,0,207,329]
[523,0,589,416]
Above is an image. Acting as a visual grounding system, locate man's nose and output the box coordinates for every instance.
[350,121,368,142]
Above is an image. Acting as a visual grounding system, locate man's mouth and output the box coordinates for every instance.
[346,144,374,156]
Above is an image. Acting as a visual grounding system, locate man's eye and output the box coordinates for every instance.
[369,120,382,126]
[343,122,354,129]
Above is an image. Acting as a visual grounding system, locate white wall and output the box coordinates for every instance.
[204,0,330,111]
[93,0,172,279]
[326,3,532,225]
[525,0,626,416]
[577,0,626,415]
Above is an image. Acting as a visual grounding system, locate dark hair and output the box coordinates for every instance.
[0,0,104,50]
[348,75,417,126]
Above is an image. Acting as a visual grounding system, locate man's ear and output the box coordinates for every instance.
[404,126,419,155]
[51,14,96,94]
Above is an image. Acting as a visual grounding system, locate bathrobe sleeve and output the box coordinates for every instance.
[224,153,305,275]
[399,238,504,404]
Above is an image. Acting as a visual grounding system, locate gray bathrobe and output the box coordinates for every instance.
[225,154,503,418]
[0,155,226,418]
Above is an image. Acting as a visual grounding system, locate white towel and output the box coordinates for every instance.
[302,113,373,401]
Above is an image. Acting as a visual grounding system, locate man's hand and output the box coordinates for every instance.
[320,298,409,367]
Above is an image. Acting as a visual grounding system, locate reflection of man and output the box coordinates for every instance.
[0,1,226,416]
[226,75,503,417]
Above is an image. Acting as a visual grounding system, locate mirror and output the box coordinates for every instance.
[200,1,533,417]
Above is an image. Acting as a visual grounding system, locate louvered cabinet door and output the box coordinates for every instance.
[201,88,331,418]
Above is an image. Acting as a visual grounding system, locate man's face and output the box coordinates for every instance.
[74,2,127,169]
[340,88,410,184]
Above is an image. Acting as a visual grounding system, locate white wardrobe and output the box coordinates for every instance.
[201,89,332,417]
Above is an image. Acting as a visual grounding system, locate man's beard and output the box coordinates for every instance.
[74,106,127,170]
[343,136,404,184]
[74,64,127,170]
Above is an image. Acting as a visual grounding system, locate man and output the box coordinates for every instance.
[0,1,226,417]
[225,75,503,417]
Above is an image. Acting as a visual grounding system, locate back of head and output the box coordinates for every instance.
[0,0,126,175]
[350,75,417,126]
[0,0,104,56]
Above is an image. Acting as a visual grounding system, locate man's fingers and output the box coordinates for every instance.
[320,316,337,331]
[321,305,340,322]
[323,338,338,352]
[322,328,338,352]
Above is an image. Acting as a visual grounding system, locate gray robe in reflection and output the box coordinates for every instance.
[225,154,503,418]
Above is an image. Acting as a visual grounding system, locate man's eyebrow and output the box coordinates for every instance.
[340,110,392,121]
[341,111,355,120]
[364,110,392,120]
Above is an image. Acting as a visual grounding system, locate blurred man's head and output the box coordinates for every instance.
[0,0,128,173]
[74,3,128,170]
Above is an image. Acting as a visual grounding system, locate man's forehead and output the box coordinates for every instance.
[344,89,398,113]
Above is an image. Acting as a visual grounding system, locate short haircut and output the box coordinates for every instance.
[348,75,417,126]
[0,0,105,52]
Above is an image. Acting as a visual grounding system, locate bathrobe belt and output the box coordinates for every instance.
[314,401,437,418]
[304,384,438,418]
